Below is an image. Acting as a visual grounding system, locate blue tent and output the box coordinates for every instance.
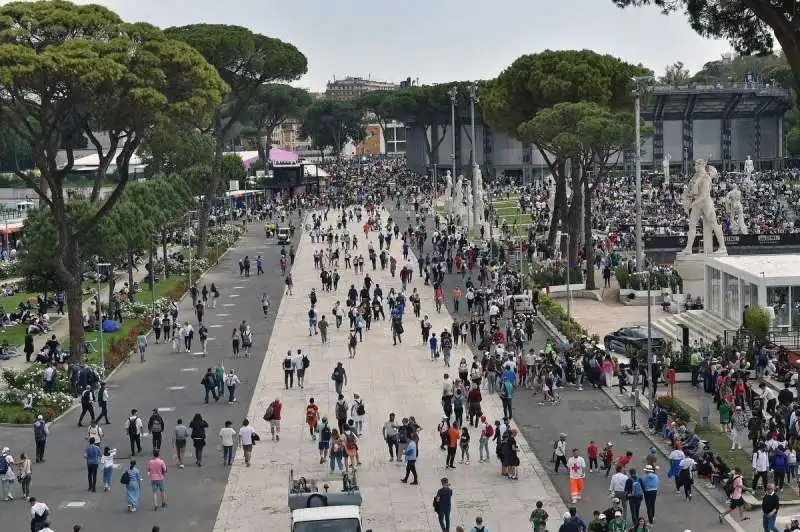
[102,319,120,333]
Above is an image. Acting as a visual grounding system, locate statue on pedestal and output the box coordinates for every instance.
[662,154,671,185]
[472,165,484,224]
[680,159,727,255]
[744,155,754,177]
[724,186,748,235]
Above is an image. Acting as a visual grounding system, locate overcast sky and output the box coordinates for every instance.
[68,0,733,91]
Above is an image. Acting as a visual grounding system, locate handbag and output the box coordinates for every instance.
[252,433,260,444]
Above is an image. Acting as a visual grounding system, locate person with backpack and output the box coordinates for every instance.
[348,329,358,358]
[241,324,253,358]
[331,362,347,395]
[343,420,361,467]
[469,515,489,532]
[295,349,308,389]
[335,394,349,433]
[772,445,790,491]
[125,409,143,456]
[198,324,208,356]
[147,409,165,452]
[350,393,366,436]
[318,417,332,464]
[478,416,493,463]
[225,369,241,404]
[32,415,48,463]
[263,398,282,441]
[283,351,294,389]
[29,497,50,531]
[201,368,219,404]
[718,467,748,522]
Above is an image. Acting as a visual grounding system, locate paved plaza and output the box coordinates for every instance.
[213,208,567,532]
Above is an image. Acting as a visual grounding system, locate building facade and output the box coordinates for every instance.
[405,83,791,181]
[325,76,400,101]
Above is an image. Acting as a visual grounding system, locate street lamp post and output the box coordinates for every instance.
[632,76,654,272]
[468,85,478,171]
[96,262,111,372]
[448,87,457,181]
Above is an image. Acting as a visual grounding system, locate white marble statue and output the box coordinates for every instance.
[474,167,485,229]
[662,155,671,185]
[444,170,453,213]
[724,186,748,235]
[680,159,727,255]
[744,155,754,177]
[453,174,465,220]
[465,182,474,228]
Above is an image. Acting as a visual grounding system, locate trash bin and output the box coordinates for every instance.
[620,406,633,430]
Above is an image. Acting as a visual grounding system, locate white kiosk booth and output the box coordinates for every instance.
[704,254,800,329]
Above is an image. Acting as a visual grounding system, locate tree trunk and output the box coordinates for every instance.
[107,270,115,317]
[197,137,224,258]
[567,174,582,267]
[547,162,567,250]
[66,277,85,364]
[584,179,596,290]
[127,251,135,302]
[161,230,168,278]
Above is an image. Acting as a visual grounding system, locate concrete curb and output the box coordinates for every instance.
[0,238,241,430]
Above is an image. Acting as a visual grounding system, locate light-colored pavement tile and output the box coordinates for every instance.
[214,210,567,532]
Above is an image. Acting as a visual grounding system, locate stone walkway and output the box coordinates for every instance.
[214,209,567,532]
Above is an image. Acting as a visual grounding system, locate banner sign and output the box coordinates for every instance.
[644,233,800,251]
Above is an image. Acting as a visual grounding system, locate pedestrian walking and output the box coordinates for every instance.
[97,381,110,424]
[102,446,116,491]
[331,362,347,395]
[173,419,189,469]
[84,437,101,492]
[77,385,95,427]
[16,453,31,498]
[434,477,453,532]
[263,398,282,441]
[137,332,147,362]
[32,415,48,463]
[125,410,143,456]
[29,497,50,532]
[566,448,586,503]
[761,482,780,532]
[283,351,294,388]
[147,409,164,451]
[121,460,142,512]
[400,435,418,485]
[238,418,257,467]
[189,413,208,467]
[202,368,219,403]
[225,369,241,404]
[642,464,660,525]
[146,450,168,511]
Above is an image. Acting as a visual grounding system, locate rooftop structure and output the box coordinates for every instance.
[325,76,402,101]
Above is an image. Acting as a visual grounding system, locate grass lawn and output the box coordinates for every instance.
[672,398,752,475]
[0,402,38,424]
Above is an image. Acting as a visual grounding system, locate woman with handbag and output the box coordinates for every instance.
[189,413,209,467]
[121,460,141,512]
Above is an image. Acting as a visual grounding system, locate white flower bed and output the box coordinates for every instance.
[0,259,19,279]
[120,296,171,320]
[207,224,243,249]
[2,388,73,412]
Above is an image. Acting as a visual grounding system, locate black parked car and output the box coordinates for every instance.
[604,326,664,354]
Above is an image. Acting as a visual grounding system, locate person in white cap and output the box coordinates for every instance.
[642,464,660,524]
[0,447,16,500]
[608,510,627,532]
[730,405,747,450]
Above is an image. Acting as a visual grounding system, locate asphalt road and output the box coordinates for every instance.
[391,202,733,531]
[0,220,300,532]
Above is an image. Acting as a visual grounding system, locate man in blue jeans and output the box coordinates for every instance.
[500,378,513,419]
[434,477,452,531]
[761,483,781,532]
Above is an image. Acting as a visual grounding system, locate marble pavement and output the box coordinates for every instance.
[213,208,566,532]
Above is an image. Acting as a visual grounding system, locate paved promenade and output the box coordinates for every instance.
[214,207,566,532]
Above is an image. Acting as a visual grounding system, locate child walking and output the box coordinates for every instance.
[102,446,117,491]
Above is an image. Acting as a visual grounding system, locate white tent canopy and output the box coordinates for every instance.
[303,163,329,178]
[71,151,144,171]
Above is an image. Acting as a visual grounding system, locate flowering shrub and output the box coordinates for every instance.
[120,297,171,320]
[526,261,584,287]
[159,257,210,277]
[207,224,243,249]
[0,259,19,279]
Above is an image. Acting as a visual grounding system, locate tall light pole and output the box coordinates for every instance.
[468,84,478,171]
[96,262,111,372]
[632,76,653,272]
[448,87,457,180]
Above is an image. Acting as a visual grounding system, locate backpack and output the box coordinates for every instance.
[151,419,162,433]
[453,395,463,409]
[774,452,788,470]
[34,421,46,441]
[263,404,275,421]
[484,424,494,438]
[0,458,7,475]
[127,417,138,438]
[356,401,365,416]
[120,470,130,485]
[631,477,644,498]
[302,355,310,369]
[320,425,331,441]
[336,401,347,419]
[349,335,357,348]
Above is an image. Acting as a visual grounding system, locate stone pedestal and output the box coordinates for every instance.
[674,253,707,300]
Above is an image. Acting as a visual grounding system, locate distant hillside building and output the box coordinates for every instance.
[325,76,406,101]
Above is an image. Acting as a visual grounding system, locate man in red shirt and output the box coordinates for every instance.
[587,441,599,473]
[264,398,282,441]
[617,450,633,471]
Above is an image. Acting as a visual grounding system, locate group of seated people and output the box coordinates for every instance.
[0,282,20,296]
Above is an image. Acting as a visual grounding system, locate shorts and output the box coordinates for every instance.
[270,420,281,429]
[297,369,306,378]
[729,497,744,509]
[151,480,166,493]
[175,439,186,449]
[318,441,330,451]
